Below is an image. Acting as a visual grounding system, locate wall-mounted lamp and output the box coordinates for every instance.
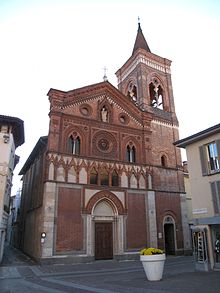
[41,232,46,244]
[3,135,10,143]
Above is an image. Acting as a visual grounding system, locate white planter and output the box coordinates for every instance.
[140,254,166,281]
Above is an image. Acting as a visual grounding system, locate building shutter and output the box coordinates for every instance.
[199,145,207,175]
[217,181,220,209]
[216,140,220,165]
[210,182,219,214]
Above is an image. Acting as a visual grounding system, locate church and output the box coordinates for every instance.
[19,22,190,262]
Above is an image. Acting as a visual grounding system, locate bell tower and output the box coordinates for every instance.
[116,21,178,124]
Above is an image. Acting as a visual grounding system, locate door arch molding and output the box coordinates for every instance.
[85,190,125,215]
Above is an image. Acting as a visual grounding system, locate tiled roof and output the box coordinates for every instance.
[19,136,47,175]
[174,123,220,148]
[132,22,151,55]
[0,114,24,147]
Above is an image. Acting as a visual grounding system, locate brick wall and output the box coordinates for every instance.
[155,192,183,249]
[126,193,147,249]
[56,187,83,252]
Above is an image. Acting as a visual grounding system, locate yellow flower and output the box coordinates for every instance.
[140,247,164,255]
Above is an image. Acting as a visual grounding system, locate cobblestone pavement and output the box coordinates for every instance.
[1,244,220,293]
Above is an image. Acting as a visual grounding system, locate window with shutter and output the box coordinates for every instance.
[217,181,220,207]
[207,142,219,171]
[210,181,220,214]
[199,145,207,175]
[200,141,220,176]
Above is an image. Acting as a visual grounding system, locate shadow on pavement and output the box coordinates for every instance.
[1,242,36,266]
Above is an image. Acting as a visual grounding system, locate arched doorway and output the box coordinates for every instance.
[164,216,176,255]
[93,200,115,260]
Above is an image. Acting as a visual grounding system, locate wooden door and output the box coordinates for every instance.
[95,222,113,260]
[164,223,175,255]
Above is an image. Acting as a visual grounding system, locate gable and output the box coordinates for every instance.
[48,81,144,129]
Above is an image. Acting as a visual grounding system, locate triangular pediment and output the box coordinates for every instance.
[48,81,147,127]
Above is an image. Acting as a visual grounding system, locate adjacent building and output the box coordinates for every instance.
[0,115,24,263]
[7,188,22,247]
[175,123,220,270]
[19,23,190,263]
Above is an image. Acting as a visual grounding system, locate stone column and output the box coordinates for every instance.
[147,191,157,247]
[180,193,192,254]
[86,215,93,256]
[116,215,124,254]
[41,182,56,257]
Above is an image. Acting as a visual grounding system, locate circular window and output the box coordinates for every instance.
[98,138,110,151]
[119,113,129,125]
[80,104,92,116]
[92,131,117,158]
[81,107,88,115]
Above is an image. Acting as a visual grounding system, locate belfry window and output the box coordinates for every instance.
[127,83,137,101]
[149,80,164,110]
[68,135,80,155]
[126,145,136,163]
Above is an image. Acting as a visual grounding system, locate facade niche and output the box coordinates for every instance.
[90,168,119,187]
[100,168,109,186]
[111,170,119,186]
[161,155,167,167]
[101,106,109,122]
[90,167,98,184]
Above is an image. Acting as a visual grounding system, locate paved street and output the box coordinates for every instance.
[0,244,220,293]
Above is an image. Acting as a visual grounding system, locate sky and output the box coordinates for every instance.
[1,0,220,194]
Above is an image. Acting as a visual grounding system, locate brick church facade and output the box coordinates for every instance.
[19,23,191,262]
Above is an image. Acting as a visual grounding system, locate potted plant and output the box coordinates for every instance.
[140,247,166,281]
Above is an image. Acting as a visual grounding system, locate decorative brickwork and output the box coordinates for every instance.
[84,190,125,215]
[19,23,189,262]
[92,130,118,159]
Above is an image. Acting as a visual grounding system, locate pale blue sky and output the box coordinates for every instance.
[1,0,220,193]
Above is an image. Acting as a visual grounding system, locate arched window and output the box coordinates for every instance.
[100,169,109,186]
[126,145,136,163]
[127,83,137,101]
[68,135,80,155]
[112,170,119,186]
[90,168,98,185]
[161,155,167,167]
[149,80,164,110]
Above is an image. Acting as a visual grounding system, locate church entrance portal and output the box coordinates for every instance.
[164,223,175,254]
[164,216,176,255]
[95,222,113,260]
